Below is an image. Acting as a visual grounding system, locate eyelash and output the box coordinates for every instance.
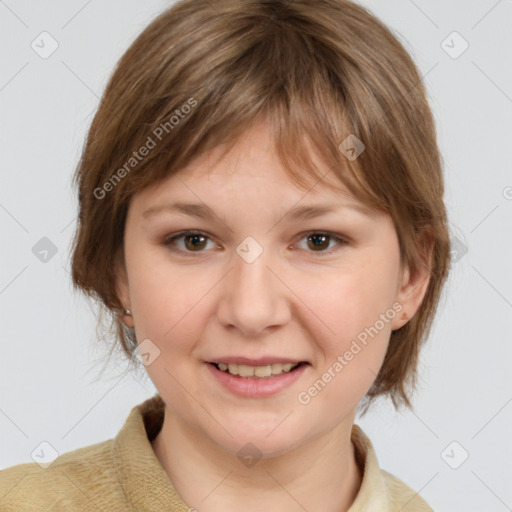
[161,230,349,257]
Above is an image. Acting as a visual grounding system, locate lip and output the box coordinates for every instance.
[206,356,307,366]
[205,361,309,398]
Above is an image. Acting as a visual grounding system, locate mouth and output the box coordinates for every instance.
[208,361,308,379]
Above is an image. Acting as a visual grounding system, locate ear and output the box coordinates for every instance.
[391,228,434,331]
[114,248,134,328]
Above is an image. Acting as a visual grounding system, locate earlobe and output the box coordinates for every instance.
[122,308,134,328]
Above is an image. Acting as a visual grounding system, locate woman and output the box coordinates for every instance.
[0,0,450,510]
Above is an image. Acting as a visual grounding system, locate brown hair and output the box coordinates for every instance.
[70,0,451,414]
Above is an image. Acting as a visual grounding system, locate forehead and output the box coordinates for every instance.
[163,124,354,196]
[130,118,377,219]
[134,164,376,228]
[134,156,361,221]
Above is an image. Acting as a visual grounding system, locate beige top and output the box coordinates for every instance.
[0,394,433,511]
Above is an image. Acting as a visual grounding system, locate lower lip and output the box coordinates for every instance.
[205,362,309,398]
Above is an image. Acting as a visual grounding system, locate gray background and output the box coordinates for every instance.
[1,1,511,510]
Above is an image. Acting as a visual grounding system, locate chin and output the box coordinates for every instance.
[213,421,308,460]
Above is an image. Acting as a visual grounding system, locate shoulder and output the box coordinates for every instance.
[350,424,434,511]
[380,469,434,512]
[0,439,127,511]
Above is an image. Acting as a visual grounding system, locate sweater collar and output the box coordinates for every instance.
[112,394,189,511]
[112,394,390,512]
[348,423,391,511]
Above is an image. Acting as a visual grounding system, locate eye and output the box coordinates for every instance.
[162,230,348,256]
[294,232,349,255]
[162,230,217,254]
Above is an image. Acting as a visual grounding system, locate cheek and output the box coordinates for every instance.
[301,263,398,364]
[127,254,210,345]
[302,274,395,411]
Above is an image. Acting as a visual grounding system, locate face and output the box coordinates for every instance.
[116,120,429,459]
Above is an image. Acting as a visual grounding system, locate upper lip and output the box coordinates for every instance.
[207,356,308,366]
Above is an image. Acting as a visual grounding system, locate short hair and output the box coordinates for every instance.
[70,0,451,414]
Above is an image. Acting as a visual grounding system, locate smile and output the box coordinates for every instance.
[213,362,303,378]
[206,360,309,398]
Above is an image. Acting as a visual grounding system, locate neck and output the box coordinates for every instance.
[151,407,363,512]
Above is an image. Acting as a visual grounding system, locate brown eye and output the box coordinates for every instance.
[307,233,331,251]
[295,232,348,256]
[183,233,208,251]
[162,231,215,254]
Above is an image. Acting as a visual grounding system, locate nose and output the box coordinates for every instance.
[216,244,291,337]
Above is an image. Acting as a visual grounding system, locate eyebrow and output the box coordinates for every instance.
[142,201,374,223]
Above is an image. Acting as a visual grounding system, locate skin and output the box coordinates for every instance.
[116,120,431,512]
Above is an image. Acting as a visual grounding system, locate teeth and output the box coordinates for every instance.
[216,362,300,378]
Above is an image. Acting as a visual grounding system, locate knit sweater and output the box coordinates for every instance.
[0,394,433,511]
